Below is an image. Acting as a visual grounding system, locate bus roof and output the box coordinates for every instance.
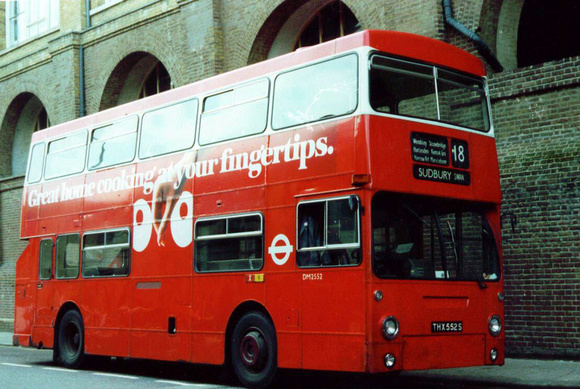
[31,30,486,142]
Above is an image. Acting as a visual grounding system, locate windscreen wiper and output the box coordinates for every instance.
[434,211,448,279]
[447,221,487,289]
[446,221,459,270]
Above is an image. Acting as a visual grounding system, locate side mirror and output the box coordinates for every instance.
[348,195,359,212]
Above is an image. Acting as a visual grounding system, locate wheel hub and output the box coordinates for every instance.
[64,323,80,354]
[240,330,266,370]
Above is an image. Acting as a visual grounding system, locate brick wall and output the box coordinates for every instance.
[0,178,26,331]
[490,56,580,358]
[0,2,5,51]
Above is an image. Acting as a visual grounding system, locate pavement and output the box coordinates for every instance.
[1,332,579,387]
[401,358,580,388]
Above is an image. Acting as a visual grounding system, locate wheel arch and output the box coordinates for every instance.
[53,302,83,352]
[224,300,276,365]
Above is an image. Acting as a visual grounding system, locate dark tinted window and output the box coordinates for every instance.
[82,229,130,278]
[297,197,361,268]
[39,239,53,280]
[195,214,263,272]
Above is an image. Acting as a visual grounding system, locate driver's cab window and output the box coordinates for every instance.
[373,210,427,278]
[297,196,361,268]
[372,192,500,281]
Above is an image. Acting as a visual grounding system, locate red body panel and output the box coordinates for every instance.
[15,30,503,374]
[366,115,501,202]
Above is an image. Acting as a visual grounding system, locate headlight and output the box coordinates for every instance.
[490,348,498,362]
[488,315,502,337]
[382,316,400,340]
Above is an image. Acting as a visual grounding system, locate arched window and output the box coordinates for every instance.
[138,62,171,99]
[100,53,172,110]
[517,0,580,67]
[34,107,50,132]
[250,0,361,63]
[295,1,360,49]
[1,94,50,177]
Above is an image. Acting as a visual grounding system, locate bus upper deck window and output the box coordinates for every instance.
[370,55,491,132]
[272,54,358,130]
[45,132,87,180]
[140,99,198,159]
[436,69,490,131]
[370,56,437,121]
[89,117,137,170]
[199,80,269,145]
[27,142,45,184]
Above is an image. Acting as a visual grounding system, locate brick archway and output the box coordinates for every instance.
[0,93,49,177]
[247,0,362,65]
[495,0,523,70]
[99,52,171,111]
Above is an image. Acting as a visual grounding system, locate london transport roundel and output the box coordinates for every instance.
[268,234,293,266]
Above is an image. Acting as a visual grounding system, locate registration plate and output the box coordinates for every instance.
[431,321,463,333]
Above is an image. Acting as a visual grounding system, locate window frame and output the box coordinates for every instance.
[81,228,131,278]
[39,238,54,280]
[296,195,362,268]
[369,53,492,133]
[370,192,501,282]
[5,0,60,48]
[139,98,199,160]
[27,142,46,184]
[199,78,270,146]
[272,53,360,131]
[6,0,20,46]
[55,234,81,280]
[44,130,88,180]
[194,212,264,273]
[88,116,138,171]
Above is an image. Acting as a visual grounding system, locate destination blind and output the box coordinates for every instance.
[411,132,470,186]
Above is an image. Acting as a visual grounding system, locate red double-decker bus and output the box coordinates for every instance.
[14,30,503,387]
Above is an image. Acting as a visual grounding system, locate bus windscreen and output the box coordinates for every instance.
[372,193,500,283]
[370,55,490,132]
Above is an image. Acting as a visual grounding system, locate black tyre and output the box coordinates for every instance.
[57,310,85,369]
[231,311,277,388]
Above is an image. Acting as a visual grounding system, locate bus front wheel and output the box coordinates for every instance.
[57,310,85,369]
[231,311,277,388]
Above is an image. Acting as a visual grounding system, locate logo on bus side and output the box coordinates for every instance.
[268,234,293,265]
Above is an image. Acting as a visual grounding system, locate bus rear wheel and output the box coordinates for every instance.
[57,310,85,369]
[231,311,277,388]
